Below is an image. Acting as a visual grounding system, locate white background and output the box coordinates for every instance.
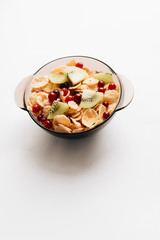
[0,0,160,239]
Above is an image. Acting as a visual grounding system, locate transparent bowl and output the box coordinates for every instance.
[15,56,134,138]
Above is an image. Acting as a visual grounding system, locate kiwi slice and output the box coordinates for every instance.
[94,73,113,83]
[64,66,88,85]
[47,101,69,119]
[80,90,103,108]
[48,72,68,84]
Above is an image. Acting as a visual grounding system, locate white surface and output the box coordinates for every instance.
[0,0,160,239]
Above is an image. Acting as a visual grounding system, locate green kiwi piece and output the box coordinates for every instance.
[47,101,69,119]
[80,89,103,108]
[94,73,113,83]
[48,72,68,84]
[64,66,88,85]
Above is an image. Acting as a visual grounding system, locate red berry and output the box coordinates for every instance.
[65,95,74,102]
[98,80,105,88]
[60,82,69,89]
[76,62,83,68]
[37,114,43,121]
[53,89,60,97]
[74,93,82,104]
[103,111,110,119]
[32,104,40,113]
[44,120,52,129]
[103,101,109,108]
[48,92,57,102]
[98,87,106,93]
[41,117,47,124]
[108,83,116,90]
[56,98,62,102]
[61,88,68,96]
[95,71,102,73]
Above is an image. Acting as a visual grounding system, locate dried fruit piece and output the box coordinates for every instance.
[69,83,81,90]
[108,103,117,114]
[70,118,82,129]
[54,115,71,127]
[31,76,48,90]
[103,90,119,104]
[66,59,76,66]
[68,101,78,111]
[51,66,66,73]
[54,124,71,133]
[83,78,98,86]
[36,92,49,107]
[82,109,99,128]
[72,128,84,133]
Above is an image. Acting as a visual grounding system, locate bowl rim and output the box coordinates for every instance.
[25,55,122,135]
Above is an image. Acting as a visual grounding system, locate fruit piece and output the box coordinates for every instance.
[56,98,62,102]
[41,117,47,124]
[48,92,57,102]
[44,120,52,129]
[53,89,60,97]
[48,72,68,84]
[66,59,76,66]
[80,89,103,108]
[98,80,105,88]
[32,104,40,113]
[65,95,74,102]
[74,93,82,104]
[60,82,69,89]
[37,114,43,121]
[76,62,83,68]
[98,87,106,93]
[94,73,113,83]
[103,101,109,108]
[64,66,88,85]
[108,83,116,90]
[51,66,66,74]
[61,88,68,96]
[48,101,69,119]
[103,111,110,119]
[83,67,90,73]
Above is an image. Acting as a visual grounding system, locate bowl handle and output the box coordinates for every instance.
[116,73,134,111]
[14,75,34,111]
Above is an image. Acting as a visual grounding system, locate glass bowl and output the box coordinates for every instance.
[15,56,134,138]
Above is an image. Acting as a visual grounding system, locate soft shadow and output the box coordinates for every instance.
[13,120,112,175]
[29,131,103,175]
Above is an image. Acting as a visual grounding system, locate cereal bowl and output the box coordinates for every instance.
[15,56,134,138]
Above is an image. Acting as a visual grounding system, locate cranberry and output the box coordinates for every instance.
[103,111,110,119]
[98,81,105,88]
[98,87,106,94]
[56,98,62,102]
[76,62,83,68]
[65,95,74,102]
[48,92,57,102]
[37,114,43,121]
[74,93,82,104]
[44,120,52,129]
[40,117,47,124]
[32,104,40,113]
[60,82,69,89]
[53,89,60,97]
[108,83,116,90]
[61,88,68,96]
[103,101,109,108]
